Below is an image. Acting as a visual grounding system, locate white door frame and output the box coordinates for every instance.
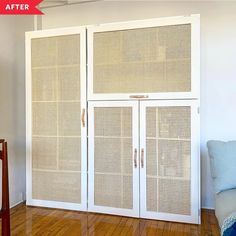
[88,101,140,217]
[87,14,200,101]
[25,26,87,211]
[139,100,200,224]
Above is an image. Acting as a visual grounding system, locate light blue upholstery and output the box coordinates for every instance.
[207,140,236,194]
[215,188,236,227]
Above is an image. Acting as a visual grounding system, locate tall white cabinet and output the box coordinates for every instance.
[26,15,200,224]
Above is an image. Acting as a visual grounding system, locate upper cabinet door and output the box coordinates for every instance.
[88,15,200,101]
[26,27,87,211]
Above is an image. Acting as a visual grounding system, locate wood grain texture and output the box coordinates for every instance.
[0,204,220,236]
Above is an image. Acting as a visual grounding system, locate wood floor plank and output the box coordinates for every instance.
[0,203,220,235]
[110,217,128,236]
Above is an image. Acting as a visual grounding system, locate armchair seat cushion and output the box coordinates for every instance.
[215,188,236,227]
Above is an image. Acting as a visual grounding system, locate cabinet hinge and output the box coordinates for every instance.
[197,107,200,114]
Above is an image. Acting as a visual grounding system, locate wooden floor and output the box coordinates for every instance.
[0,204,220,236]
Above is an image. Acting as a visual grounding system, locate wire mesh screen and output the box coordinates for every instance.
[93,24,191,94]
[94,107,133,209]
[31,34,81,203]
[146,106,191,215]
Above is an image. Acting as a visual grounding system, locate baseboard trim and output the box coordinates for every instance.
[201,206,215,210]
[10,200,25,209]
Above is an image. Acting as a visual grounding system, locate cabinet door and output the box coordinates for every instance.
[88,15,200,101]
[88,101,139,217]
[140,100,200,223]
[26,27,87,211]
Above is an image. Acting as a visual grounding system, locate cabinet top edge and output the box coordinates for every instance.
[25,14,200,37]
[87,14,200,29]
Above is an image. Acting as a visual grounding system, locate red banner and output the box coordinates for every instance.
[0,0,43,15]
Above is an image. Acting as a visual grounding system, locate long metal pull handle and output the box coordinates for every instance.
[129,95,149,99]
[134,148,137,168]
[81,108,85,127]
[141,148,144,168]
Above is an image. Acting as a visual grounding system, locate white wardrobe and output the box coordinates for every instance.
[26,15,200,224]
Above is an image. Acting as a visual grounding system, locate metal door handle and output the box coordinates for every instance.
[81,108,85,127]
[129,95,149,99]
[141,148,144,168]
[134,148,137,168]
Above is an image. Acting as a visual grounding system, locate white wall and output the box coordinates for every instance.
[0,16,34,207]
[40,1,236,209]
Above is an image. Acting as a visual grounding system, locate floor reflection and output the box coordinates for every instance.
[1,205,219,236]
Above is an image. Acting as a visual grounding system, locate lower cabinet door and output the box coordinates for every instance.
[88,101,139,217]
[139,100,200,224]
